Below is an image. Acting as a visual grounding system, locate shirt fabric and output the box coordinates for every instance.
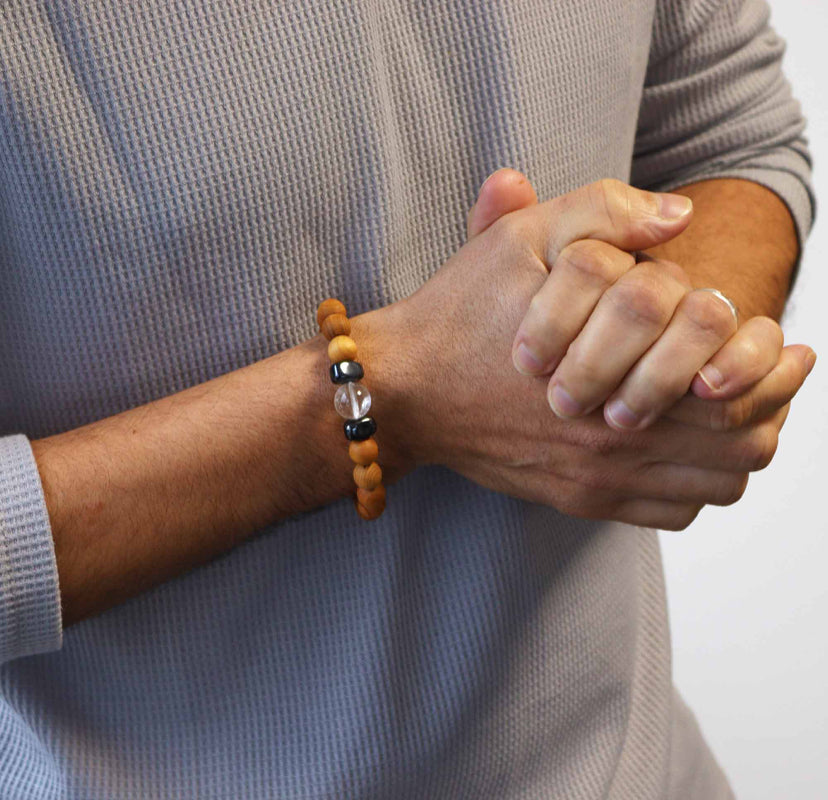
[0,1,814,798]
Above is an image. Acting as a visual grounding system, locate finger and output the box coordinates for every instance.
[611,499,704,531]
[642,410,785,473]
[545,259,689,418]
[664,344,816,430]
[546,403,784,475]
[467,168,538,240]
[691,316,784,399]
[512,240,636,375]
[603,287,738,431]
[549,436,750,505]
[624,463,750,506]
[514,178,693,266]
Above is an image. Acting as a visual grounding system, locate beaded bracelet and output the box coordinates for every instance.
[316,298,386,521]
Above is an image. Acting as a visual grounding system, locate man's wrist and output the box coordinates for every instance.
[349,300,430,485]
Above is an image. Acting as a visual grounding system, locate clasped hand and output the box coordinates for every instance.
[385,170,815,530]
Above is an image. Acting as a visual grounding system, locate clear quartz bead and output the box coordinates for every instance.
[334,381,372,419]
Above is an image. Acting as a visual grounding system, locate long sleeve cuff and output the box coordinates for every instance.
[0,434,63,664]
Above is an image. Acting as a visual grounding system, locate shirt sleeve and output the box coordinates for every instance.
[0,433,63,665]
[631,0,816,289]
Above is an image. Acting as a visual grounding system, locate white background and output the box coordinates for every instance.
[660,2,828,797]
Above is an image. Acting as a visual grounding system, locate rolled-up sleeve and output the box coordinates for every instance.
[632,0,816,284]
[0,434,63,665]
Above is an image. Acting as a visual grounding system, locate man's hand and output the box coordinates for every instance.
[364,170,815,531]
[471,171,815,433]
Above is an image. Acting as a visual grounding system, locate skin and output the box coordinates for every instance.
[470,171,810,430]
[30,173,814,627]
[377,172,815,529]
[500,174,811,433]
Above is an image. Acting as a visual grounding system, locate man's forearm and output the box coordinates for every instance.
[31,307,412,627]
[643,178,800,320]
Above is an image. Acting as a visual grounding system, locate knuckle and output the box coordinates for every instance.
[709,400,732,432]
[596,177,625,195]
[717,474,750,506]
[732,474,750,504]
[590,178,629,228]
[607,275,672,328]
[744,426,779,471]
[755,315,784,346]
[657,258,692,289]
[660,504,703,531]
[735,336,762,369]
[557,239,630,288]
[490,212,527,250]
[683,290,738,340]
[592,178,625,205]
[718,393,754,431]
[677,504,704,530]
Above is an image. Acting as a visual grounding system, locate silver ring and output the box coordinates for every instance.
[696,288,739,327]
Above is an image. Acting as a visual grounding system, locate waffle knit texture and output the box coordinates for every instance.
[0,1,814,798]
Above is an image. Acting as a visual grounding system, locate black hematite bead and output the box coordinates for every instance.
[330,360,364,384]
[344,416,377,441]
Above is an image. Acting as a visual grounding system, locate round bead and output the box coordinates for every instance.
[327,335,357,363]
[355,498,382,521]
[344,416,377,441]
[317,298,347,328]
[320,313,351,341]
[354,462,383,490]
[349,438,378,465]
[355,484,386,519]
[330,360,364,385]
[334,381,371,419]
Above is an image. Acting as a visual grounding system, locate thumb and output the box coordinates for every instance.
[466,168,538,240]
[523,179,695,265]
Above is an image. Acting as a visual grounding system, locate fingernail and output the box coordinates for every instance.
[697,364,724,391]
[549,384,582,417]
[805,350,817,375]
[514,342,544,374]
[659,193,693,220]
[605,398,641,429]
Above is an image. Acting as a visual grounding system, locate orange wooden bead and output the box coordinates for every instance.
[355,484,386,520]
[317,298,347,328]
[355,497,382,521]
[353,462,382,491]
[327,335,357,363]
[349,438,379,465]
[320,313,351,341]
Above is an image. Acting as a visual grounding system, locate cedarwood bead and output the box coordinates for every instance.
[355,497,382,521]
[349,438,379,465]
[353,462,382,490]
[317,298,347,328]
[356,484,386,519]
[328,335,357,363]
[320,313,351,341]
